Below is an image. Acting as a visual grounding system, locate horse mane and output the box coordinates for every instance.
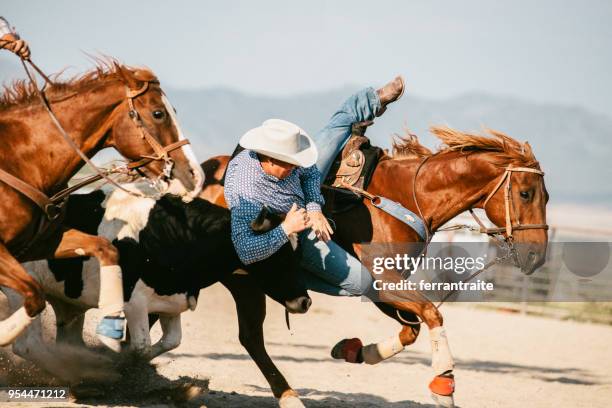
[392,130,433,159]
[0,57,157,110]
[391,126,538,168]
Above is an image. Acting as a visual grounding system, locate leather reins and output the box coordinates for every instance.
[0,58,190,220]
[412,155,549,244]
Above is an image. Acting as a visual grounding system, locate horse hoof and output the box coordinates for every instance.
[279,394,305,408]
[429,374,455,407]
[331,338,363,363]
[431,393,455,408]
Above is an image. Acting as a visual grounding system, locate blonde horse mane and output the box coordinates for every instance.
[391,126,538,167]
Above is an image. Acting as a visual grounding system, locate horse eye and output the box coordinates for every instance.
[520,191,530,200]
[152,110,166,120]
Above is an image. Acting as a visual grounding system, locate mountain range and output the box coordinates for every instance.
[164,87,612,206]
[2,59,610,207]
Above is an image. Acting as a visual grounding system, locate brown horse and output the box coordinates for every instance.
[200,126,548,407]
[0,60,204,346]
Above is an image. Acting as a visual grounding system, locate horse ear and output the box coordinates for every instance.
[114,62,140,89]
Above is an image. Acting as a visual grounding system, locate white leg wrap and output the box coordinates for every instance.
[430,326,454,375]
[98,265,124,316]
[279,395,305,408]
[0,306,35,346]
[362,335,404,365]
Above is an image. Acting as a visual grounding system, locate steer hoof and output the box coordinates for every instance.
[331,338,363,363]
[279,390,304,408]
[429,373,455,407]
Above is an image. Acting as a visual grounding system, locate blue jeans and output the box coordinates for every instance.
[313,87,381,179]
[299,87,380,296]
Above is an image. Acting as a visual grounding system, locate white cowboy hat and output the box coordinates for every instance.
[239,119,318,167]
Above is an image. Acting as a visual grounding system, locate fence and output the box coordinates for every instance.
[434,211,612,324]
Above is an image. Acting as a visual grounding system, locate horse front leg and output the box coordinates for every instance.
[4,287,93,384]
[0,243,44,346]
[389,299,455,408]
[52,228,125,352]
[221,274,303,408]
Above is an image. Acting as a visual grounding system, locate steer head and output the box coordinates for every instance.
[247,206,311,314]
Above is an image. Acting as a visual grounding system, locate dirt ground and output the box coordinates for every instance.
[2,283,612,407]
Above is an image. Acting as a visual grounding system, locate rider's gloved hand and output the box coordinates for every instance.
[1,34,30,59]
[308,210,334,242]
[0,17,30,59]
[281,203,309,236]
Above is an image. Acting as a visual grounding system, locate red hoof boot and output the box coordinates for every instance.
[330,338,363,363]
[429,373,455,407]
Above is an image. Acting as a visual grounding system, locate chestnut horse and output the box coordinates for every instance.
[200,126,548,407]
[0,60,204,346]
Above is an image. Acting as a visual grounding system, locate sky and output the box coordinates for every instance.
[2,0,611,116]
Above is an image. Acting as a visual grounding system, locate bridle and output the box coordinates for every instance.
[467,165,548,239]
[412,155,549,247]
[124,80,189,181]
[388,156,551,323]
[0,58,191,221]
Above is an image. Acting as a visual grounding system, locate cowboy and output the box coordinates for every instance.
[0,17,30,59]
[225,77,404,297]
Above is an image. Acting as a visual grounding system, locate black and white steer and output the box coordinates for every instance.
[7,182,310,364]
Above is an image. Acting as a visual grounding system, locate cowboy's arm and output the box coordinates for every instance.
[0,17,30,59]
[300,164,325,212]
[230,202,288,265]
[300,165,333,241]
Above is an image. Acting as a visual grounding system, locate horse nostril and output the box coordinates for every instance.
[528,251,537,263]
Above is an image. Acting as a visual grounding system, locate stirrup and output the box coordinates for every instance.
[96,315,125,352]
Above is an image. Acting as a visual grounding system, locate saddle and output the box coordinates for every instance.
[322,123,383,214]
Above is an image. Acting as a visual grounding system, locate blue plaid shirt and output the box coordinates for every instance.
[224,150,324,265]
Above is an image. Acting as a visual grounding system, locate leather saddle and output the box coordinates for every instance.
[322,123,383,214]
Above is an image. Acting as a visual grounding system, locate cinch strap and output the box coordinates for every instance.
[371,196,427,240]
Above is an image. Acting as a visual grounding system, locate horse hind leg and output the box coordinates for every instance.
[331,302,420,365]
[0,243,45,346]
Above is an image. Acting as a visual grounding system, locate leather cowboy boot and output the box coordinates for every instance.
[376,75,405,117]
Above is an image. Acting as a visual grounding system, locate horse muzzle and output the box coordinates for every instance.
[162,159,204,202]
[517,244,547,275]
